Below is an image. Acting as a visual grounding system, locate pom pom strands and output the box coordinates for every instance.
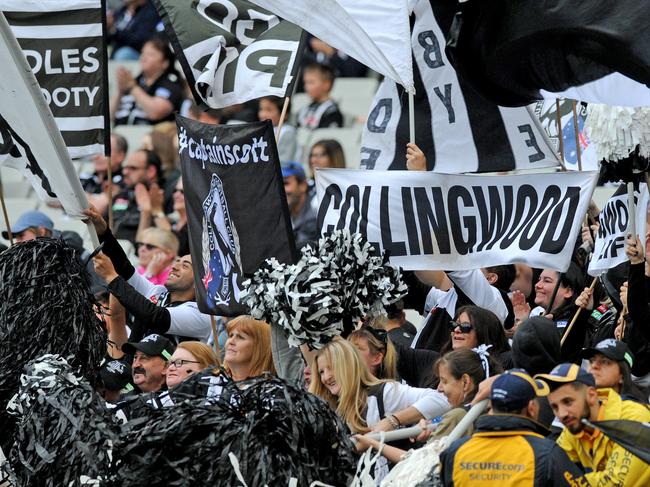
[6,354,120,487]
[242,231,408,349]
[0,238,107,449]
[115,374,357,486]
[585,105,650,163]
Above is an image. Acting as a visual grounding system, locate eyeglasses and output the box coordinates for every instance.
[168,359,201,368]
[135,242,160,251]
[174,188,184,194]
[448,321,474,333]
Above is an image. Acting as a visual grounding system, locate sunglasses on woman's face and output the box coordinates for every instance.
[448,321,474,333]
[135,242,160,251]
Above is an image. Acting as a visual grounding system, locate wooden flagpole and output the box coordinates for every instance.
[210,315,221,358]
[555,99,565,166]
[0,177,13,246]
[275,96,291,142]
[571,101,583,172]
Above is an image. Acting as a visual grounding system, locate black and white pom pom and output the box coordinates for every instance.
[5,354,119,487]
[242,230,408,349]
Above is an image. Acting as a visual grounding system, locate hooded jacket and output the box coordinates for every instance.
[512,317,560,376]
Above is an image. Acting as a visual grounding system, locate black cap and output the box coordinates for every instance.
[99,359,134,392]
[121,333,175,360]
[581,339,633,368]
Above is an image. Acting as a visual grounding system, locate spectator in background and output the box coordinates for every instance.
[84,133,128,215]
[96,359,134,404]
[296,63,344,129]
[281,162,318,246]
[112,35,184,126]
[108,0,160,61]
[308,139,346,173]
[121,333,176,394]
[258,96,297,162]
[112,148,163,243]
[165,341,220,389]
[141,128,180,212]
[135,227,179,285]
[305,36,368,78]
[1,211,53,243]
[348,327,399,380]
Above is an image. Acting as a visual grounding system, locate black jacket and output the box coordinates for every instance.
[440,414,587,486]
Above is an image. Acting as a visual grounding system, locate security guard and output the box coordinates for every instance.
[537,363,650,486]
[440,369,587,486]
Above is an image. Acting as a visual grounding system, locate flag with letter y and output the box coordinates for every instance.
[154,0,305,109]
[1,0,109,159]
[176,116,296,316]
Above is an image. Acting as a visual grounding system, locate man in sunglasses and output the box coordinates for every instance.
[84,206,212,345]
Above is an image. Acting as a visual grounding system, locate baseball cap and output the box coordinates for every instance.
[580,339,634,368]
[99,359,134,392]
[490,368,550,410]
[2,210,54,239]
[535,363,596,388]
[281,161,306,180]
[121,333,175,360]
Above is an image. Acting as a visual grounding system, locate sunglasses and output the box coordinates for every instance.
[448,321,474,333]
[135,242,160,251]
[168,359,201,368]
[174,188,184,194]
[367,326,388,343]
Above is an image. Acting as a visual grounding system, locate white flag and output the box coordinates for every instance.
[316,169,598,272]
[250,0,414,91]
[0,12,89,218]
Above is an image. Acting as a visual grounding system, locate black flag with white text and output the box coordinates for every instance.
[154,0,305,109]
[1,0,109,158]
[177,116,296,316]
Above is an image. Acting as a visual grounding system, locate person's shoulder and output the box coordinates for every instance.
[619,396,650,420]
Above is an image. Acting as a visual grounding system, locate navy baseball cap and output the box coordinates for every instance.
[490,368,550,410]
[581,339,634,368]
[535,363,596,388]
[281,161,306,180]
[2,210,54,239]
[122,333,175,360]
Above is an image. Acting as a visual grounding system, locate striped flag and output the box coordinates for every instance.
[0,0,109,159]
[360,0,560,173]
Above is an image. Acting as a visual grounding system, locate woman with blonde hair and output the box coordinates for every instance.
[165,341,220,389]
[348,327,398,380]
[309,339,448,435]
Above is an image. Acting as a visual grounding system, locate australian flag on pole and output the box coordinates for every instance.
[176,116,296,316]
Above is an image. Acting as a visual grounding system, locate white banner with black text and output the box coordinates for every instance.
[316,169,598,272]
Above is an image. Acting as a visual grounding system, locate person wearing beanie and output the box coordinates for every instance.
[537,363,650,486]
[440,369,586,486]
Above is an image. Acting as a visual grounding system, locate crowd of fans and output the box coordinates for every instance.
[1,1,650,485]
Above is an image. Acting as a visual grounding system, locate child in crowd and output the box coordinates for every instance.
[296,63,344,129]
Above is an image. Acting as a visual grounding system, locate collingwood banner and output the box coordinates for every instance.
[177,116,296,315]
[588,184,649,277]
[316,169,598,272]
[360,0,559,173]
[0,12,90,216]
[154,0,305,109]
[1,0,109,159]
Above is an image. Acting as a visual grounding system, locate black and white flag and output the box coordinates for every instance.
[154,0,305,109]
[177,116,296,316]
[1,0,109,159]
[0,11,92,218]
[360,0,559,173]
[588,184,648,277]
[316,169,597,272]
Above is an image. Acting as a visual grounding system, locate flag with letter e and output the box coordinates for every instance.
[154,0,305,109]
[1,0,109,159]
[176,116,296,316]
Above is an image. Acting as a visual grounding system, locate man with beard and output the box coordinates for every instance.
[85,206,211,344]
[536,363,650,486]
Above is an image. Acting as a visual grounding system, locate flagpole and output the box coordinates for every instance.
[555,99,565,165]
[210,315,221,357]
[408,91,415,144]
[107,155,113,230]
[275,96,291,142]
[571,101,583,171]
[0,176,13,246]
